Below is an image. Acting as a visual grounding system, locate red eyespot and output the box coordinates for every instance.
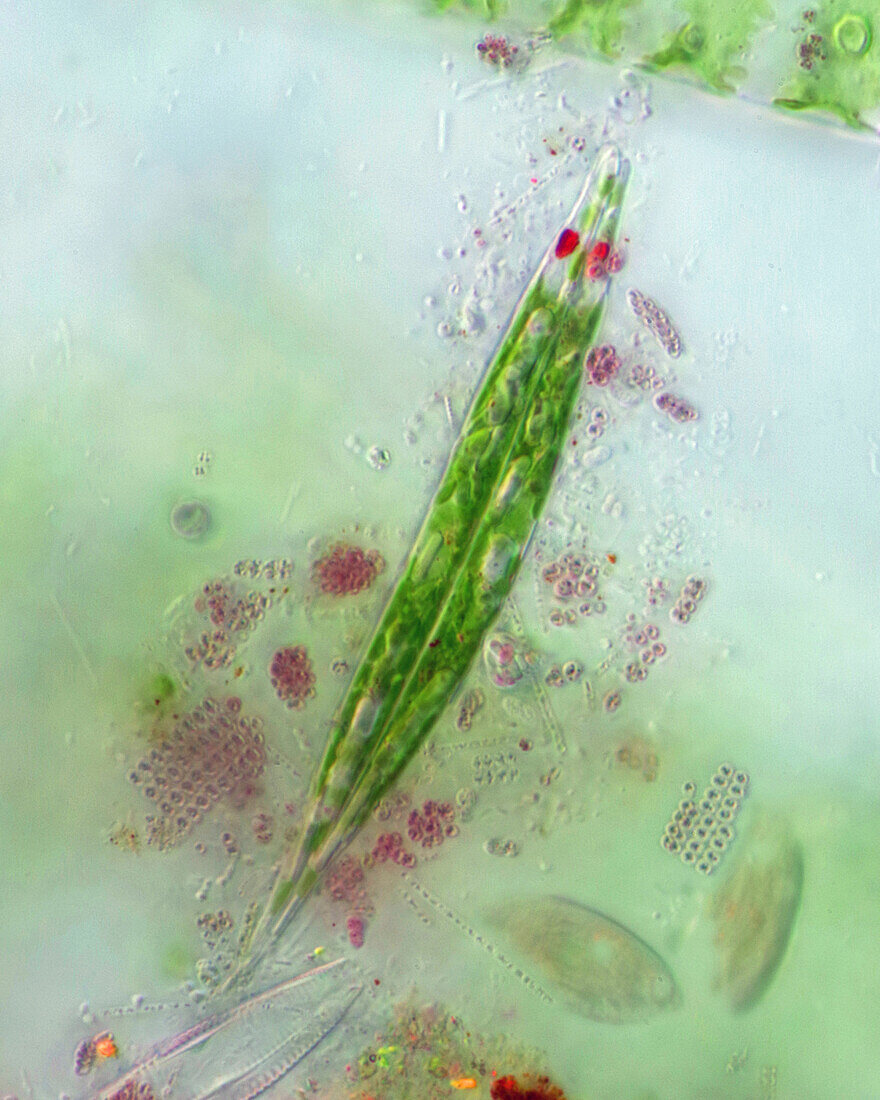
[554,228,580,259]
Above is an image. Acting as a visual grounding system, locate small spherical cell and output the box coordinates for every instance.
[170,500,211,540]
[834,13,870,55]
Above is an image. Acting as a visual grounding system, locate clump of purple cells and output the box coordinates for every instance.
[476,33,521,67]
[269,645,316,709]
[654,391,698,424]
[184,578,274,671]
[128,696,266,848]
[406,800,458,850]
[584,344,621,387]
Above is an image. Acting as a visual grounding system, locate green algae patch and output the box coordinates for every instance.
[493,895,680,1022]
[775,1,880,128]
[433,0,507,15]
[643,0,773,92]
[710,815,804,1012]
[327,999,563,1100]
[549,0,641,59]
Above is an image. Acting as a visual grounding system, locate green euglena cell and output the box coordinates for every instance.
[221,144,632,992]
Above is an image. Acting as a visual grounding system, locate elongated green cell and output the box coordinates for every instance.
[231,145,631,985]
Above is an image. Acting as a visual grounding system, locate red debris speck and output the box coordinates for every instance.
[490,1073,567,1100]
[554,228,580,259]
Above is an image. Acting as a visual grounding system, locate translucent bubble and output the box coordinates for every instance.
[170,500,211,540]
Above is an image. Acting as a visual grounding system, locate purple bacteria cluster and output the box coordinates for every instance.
[251,811,273,844]
[583,344,621,387]
[621,616,668,684]
[669,576,707,624]
[654,391,698,424]
[313,543,384,596]
[184,579,272,671]
[370,831,417,869]
[542,551,606,624]
[128,696,266,848]
[326,855,373,948]
[627,288,682,357]
[406,800,458,850]
[73,1032,111,1077]
[107,1083,154,1100]
[476,33,520,67]
[327,853,370,907]
[269,645,316,709]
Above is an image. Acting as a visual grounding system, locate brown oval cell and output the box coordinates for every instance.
[710,815,804,1012]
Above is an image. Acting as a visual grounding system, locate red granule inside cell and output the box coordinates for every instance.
[269,645,316,709]
[313,544,385,596]
[490,1073,567,1100]
[588,240,610,263]
[584,344,621,387]
[554,228,580,259]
